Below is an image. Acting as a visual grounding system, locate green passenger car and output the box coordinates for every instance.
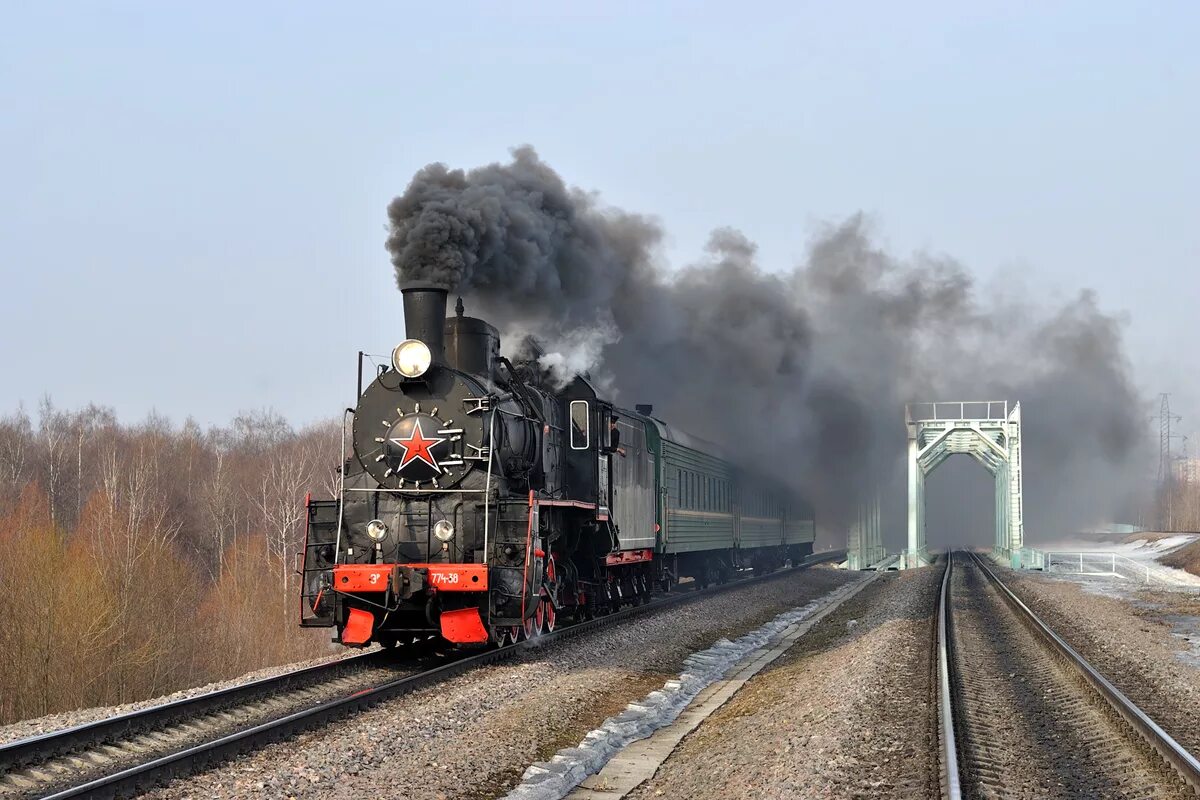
[627,410,815,585]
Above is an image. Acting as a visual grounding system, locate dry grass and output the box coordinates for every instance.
[1160,539,1200,576]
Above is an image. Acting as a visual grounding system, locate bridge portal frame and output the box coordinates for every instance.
[901,401,1024,569]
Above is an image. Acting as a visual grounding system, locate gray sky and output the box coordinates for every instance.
[1,2,1196,434]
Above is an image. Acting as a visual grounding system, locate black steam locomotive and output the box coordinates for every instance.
[299,283,815,647]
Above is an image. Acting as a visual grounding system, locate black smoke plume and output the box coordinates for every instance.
[386,146,1148,542]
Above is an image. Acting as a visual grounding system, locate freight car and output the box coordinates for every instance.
[299,283,814,647]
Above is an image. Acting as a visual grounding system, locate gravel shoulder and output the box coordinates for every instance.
[999,568,1200,757]
[628,566,941,800]
[142,565,859,800]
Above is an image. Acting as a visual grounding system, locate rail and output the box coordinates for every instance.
[0,648,389,775]
[935,552,961,799]
[965,551,1200,792]
[7,551,843,799]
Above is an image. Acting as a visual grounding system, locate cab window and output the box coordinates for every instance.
[570,401,590,449]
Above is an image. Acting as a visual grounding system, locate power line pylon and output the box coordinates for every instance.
[1157,393,1182,485]
[1154,393,1184,529]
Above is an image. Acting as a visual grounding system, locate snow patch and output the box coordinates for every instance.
[1126,535,1196,554]
[1037,534,1200,589]
[1037,534,1199,559]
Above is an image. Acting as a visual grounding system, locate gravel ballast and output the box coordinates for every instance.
[627,566,941,800]
[950,556,1188,799]
[998,568,1200,758]
[141,564,858,800]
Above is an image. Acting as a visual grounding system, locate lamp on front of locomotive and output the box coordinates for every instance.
[366,519,388,542]
[433,519,454,542]
[367,518,388,560]
[392,339,432,379]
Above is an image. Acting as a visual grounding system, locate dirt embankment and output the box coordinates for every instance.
[1160,539,1200,576]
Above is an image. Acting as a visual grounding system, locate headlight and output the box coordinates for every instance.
[433,520,455,542]
[392,339,432,378]
[366,519,388,542]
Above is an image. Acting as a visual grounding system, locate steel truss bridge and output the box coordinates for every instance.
[900,401,1024,569]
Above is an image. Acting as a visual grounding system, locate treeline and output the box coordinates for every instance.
[0,400,340,725]
[1151,478,1200,533]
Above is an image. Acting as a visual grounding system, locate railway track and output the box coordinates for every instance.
[936,550,1200,799]
[0,552,839,799]
[0,647,428,800]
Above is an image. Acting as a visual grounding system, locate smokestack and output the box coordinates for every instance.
[401,281,448,364]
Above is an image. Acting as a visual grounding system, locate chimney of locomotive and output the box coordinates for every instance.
[400,281,449,364]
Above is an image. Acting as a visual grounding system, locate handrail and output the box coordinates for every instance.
[332,407,353,563]
[1041,551,1192,586]
[483,407,495,565]
[906,401,1009,422]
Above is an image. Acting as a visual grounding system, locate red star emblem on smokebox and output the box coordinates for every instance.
[390,418,446,472]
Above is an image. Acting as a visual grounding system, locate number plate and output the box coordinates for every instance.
[426,564,488,592]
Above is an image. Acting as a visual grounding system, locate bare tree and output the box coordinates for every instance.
[71,405,117,526]
[305,418,344,500]
[0,404,338,724]
[38,397,70,525]
[232,408,293,454]
[0,406,33,512]
[253,443,314,630]
[201,448,238,581]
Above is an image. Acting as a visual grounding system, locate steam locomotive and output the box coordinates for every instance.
[299,283,815,647]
